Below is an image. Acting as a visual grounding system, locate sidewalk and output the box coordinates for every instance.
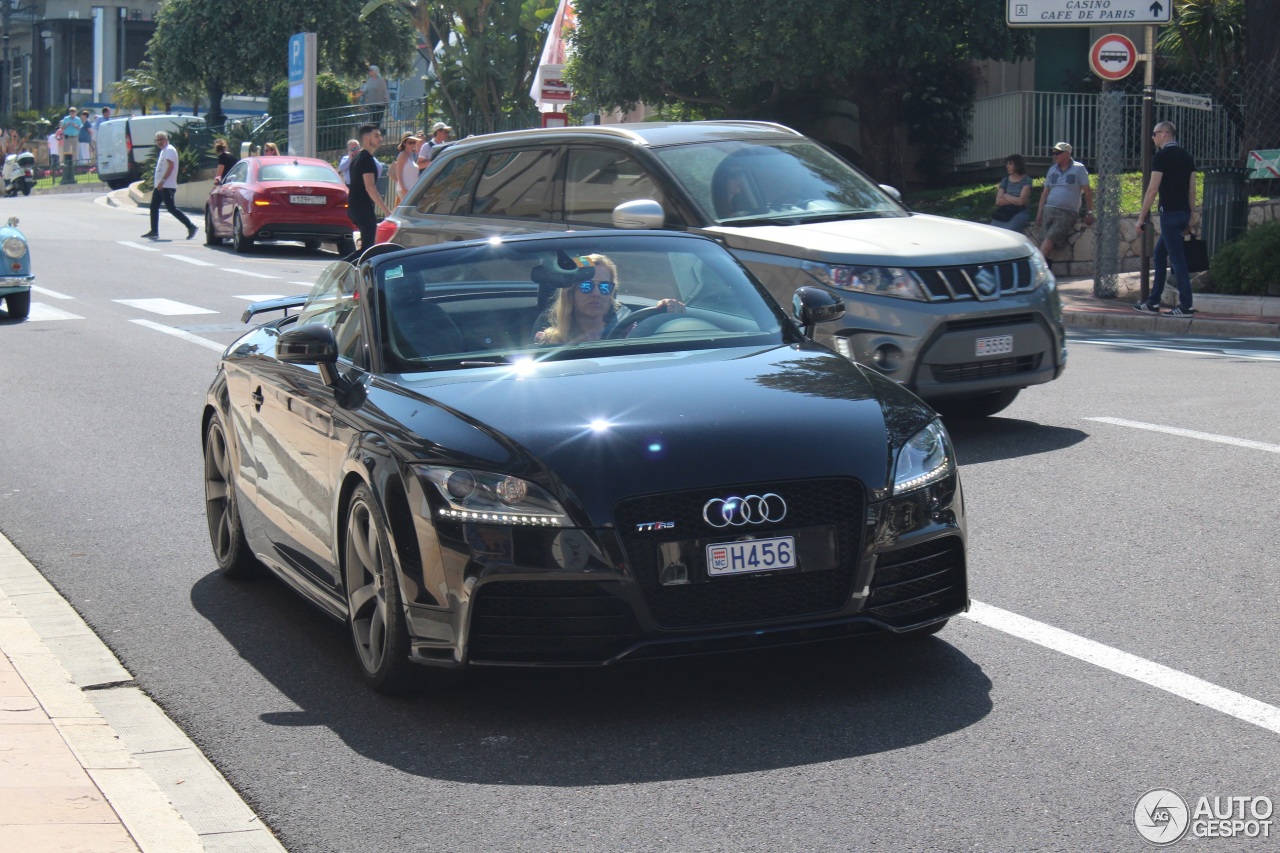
[0,533,286,853]
[1058,271,1280,338]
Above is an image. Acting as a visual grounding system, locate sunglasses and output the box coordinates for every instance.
[577,280,614,295]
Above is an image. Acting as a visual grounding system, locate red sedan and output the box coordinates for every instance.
[204,156,355,254]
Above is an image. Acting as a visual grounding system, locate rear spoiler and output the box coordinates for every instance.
[242,295,308,323]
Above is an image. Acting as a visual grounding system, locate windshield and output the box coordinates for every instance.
[654,139,905,226]
[259,164,343,183]
[370,234,796,374]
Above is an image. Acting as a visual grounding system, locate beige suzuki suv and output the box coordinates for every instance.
[380,121,1066,417]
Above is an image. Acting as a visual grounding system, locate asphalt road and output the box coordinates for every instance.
[2,193,1279,852]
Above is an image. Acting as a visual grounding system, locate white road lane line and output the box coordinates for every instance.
[231,294,285,301]
[113,298,217,316]
[1085,417,1280,454]
[31,285,73,300]
[221,268,280,279]
[117,241,161,252]
[26,304,85,321]
[166,254,216,267]
[130,319,225,352]
[289,281,315,288]
[1070,338,1280,362]
[966,601,1280,736]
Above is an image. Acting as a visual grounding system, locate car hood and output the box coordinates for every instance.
[706,212,1033,267]
[384,344,926,524]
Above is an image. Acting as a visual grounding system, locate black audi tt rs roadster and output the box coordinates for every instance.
[201,231,966,692]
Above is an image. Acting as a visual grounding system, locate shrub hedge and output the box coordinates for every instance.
[1208,221,1280,296]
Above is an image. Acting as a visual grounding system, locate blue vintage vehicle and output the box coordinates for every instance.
[1,217,33,320]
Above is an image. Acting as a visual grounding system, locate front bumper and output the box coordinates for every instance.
[0,275,34,297]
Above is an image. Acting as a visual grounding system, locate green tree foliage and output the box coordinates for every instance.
[361,0,557,133]
[566,0,1032,186]
[148,0,416,128]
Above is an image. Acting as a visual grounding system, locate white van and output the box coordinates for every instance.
[96,114,204,189]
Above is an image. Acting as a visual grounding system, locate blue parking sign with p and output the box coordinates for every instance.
[288,33,306,84]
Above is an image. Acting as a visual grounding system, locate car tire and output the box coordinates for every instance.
[204,208,220,246]
[232,211,254,253]
[304,239,321,252]
[203,412,258,579]
[343,484,414,694]
[932,389,1019,419]
[5,290,30,320]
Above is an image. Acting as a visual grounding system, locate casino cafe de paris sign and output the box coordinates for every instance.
[1006,0,1172,26]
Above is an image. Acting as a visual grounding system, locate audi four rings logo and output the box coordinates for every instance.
[702,494,787,528]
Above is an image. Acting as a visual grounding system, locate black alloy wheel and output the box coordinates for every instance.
[343,484,413,693]
[204,208,220,246]
[232,211,254,253]
[203,412,258,578]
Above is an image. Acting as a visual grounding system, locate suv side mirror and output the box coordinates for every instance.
[791,286,845,337]
[879,184,903,203]
[612,199,664,229]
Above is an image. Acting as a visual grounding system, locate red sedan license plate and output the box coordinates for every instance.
[706,536,796,577]
[289,195,326,205]
[976,334,1013,357]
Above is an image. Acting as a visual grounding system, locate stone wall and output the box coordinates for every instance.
[1029,198,1280,277]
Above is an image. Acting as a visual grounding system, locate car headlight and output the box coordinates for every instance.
[418,466,568,527]
[893,419,955,494]
[1029,248,1055,291]
[2,237,26,259]
[801,262,928,301]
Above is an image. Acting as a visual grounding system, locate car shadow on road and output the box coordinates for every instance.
[944,416,1088,466]
[191,570,993,787]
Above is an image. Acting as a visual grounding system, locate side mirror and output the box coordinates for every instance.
[792,286,845,337]
[612,199,664,229]
[879,184,903,203]
[278,323,340,386]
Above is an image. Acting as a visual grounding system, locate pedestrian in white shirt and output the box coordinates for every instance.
[141,131,197,240]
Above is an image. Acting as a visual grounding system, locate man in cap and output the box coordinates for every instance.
[1034,141,1094,269]
[415,121,453,172]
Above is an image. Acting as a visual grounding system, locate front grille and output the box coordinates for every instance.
[468,580,639,663]
[614,479,864,629]
[864,537,965,627]
[933,354,1041,383]
[917,257,1035,301]
[946,313,1038,332]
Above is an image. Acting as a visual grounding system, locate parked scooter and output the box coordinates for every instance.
[3,151,37,197]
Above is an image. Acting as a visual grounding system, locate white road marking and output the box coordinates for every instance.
[113,298,217,316]
[966,601,1280,736]
[231,294,285,302]
[1085,417,1280,454]
[31,285,73,300]
[290,281,316,288]
[1070,337,1280,362]
[221,268,280,280]
[117,241,161,252]
[26,304,84,321]
[130,319,225,352]
[166,254,216,267]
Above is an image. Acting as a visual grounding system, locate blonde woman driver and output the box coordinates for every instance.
[535,254,683,344]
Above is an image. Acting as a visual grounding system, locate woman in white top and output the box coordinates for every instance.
[393,134,421,204]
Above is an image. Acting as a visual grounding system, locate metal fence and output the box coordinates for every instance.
[958,59,1280,172]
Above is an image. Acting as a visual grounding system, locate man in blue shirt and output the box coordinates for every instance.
[1035,141,1094,269]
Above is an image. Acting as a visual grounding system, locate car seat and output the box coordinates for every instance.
[383,278,465,366]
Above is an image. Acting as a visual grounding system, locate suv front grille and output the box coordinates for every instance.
[917,257,1036,302]
[933,354,1041,383]
[615,479,865,630]
[864,537,965,627]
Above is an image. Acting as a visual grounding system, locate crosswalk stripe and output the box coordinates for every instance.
[166,254,216,267]
[231,294,286,302]
[26,303,85,321]
[118,241,161,252]
[31,286,73,300]
[130,319,225,352]
[221,268,280,280]
[113,298,217,316]
[1085,417,1280,454]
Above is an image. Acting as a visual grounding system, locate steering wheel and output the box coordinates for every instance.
[604,306,671,339]
[767,192,815,212]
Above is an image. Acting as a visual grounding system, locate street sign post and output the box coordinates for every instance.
[1089,34,1139,80]
[287,33,317,159]
[1006,0,1171,26]
[1153,89,1213,111]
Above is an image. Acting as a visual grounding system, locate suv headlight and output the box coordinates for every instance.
[892,419,955,494]
[2,237,26,259]
[418,466,568,526]
[802,262,928,301]
[1029,248,1055,292]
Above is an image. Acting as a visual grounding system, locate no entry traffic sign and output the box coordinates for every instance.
[1089,33,1139,80]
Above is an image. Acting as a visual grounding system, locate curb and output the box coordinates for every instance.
[0,532,286,853]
